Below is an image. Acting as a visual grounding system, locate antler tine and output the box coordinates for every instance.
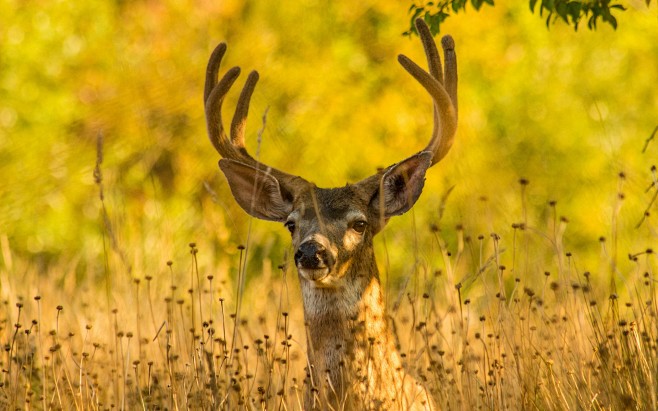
[230,70,259,152]
[205,65,241,157]
[205,42,242,158]
[441,35,458,117]
[204,43,227,103]
[398,19,458,167]
[204,43,299,182]
[416,19,443,163]
[416,20,443,84]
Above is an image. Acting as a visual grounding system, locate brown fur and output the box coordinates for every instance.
[298,218,433,409]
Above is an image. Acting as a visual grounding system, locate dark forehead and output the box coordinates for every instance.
[297,186,367,220]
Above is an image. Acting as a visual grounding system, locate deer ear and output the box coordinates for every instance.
[218,159,293,222]
[372,152,432,218]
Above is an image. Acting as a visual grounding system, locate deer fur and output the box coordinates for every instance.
[204,19,458,410]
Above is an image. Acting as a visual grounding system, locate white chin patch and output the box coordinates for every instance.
[298,267,330,284]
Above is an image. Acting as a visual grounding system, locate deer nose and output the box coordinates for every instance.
[294,241,328,269]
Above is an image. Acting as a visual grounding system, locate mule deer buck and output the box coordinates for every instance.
[204,19,457,410]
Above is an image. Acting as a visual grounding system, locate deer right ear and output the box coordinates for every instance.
[372,151,432,218]
[218,159,293,222]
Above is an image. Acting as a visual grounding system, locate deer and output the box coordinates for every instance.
[204,18,457,410]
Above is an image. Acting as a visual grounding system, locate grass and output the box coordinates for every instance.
[1,165,657,410]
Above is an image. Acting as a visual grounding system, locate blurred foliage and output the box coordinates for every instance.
[0,0,657,287]
[406,0,653,34]
[406,0,495,35]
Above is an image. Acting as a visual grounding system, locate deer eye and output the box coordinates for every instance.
[284,221,296,234]
[351,220,367,234]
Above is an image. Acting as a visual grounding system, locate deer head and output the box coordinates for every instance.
[204,18,457,289]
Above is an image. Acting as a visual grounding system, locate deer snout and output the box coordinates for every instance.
[294,241,333,271]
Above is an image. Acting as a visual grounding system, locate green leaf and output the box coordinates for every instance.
[452,0,467,12]
[567,2,582,21]
[425,10,450,33]
[529,0,538,12]
[555,1,569,24]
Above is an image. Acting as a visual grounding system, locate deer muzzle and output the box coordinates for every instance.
[294,240,335,281]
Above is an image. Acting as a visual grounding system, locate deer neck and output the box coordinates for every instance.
[299,251,404,405]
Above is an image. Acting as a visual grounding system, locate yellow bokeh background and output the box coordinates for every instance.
[1,0,656,291]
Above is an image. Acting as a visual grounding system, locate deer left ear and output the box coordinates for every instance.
[218,159,293,222]
[371,151,432,218]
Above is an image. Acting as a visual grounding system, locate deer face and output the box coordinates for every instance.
[286,187,372,287]
[218,151,432,289]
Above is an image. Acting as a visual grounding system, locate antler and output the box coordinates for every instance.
[204,43,298,182]
[398,18,458,167]
[205,18,457,185]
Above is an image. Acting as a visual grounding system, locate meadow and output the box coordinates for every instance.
[1,1,657,409]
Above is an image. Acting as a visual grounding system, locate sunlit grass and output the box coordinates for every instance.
[1,165,657,410]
